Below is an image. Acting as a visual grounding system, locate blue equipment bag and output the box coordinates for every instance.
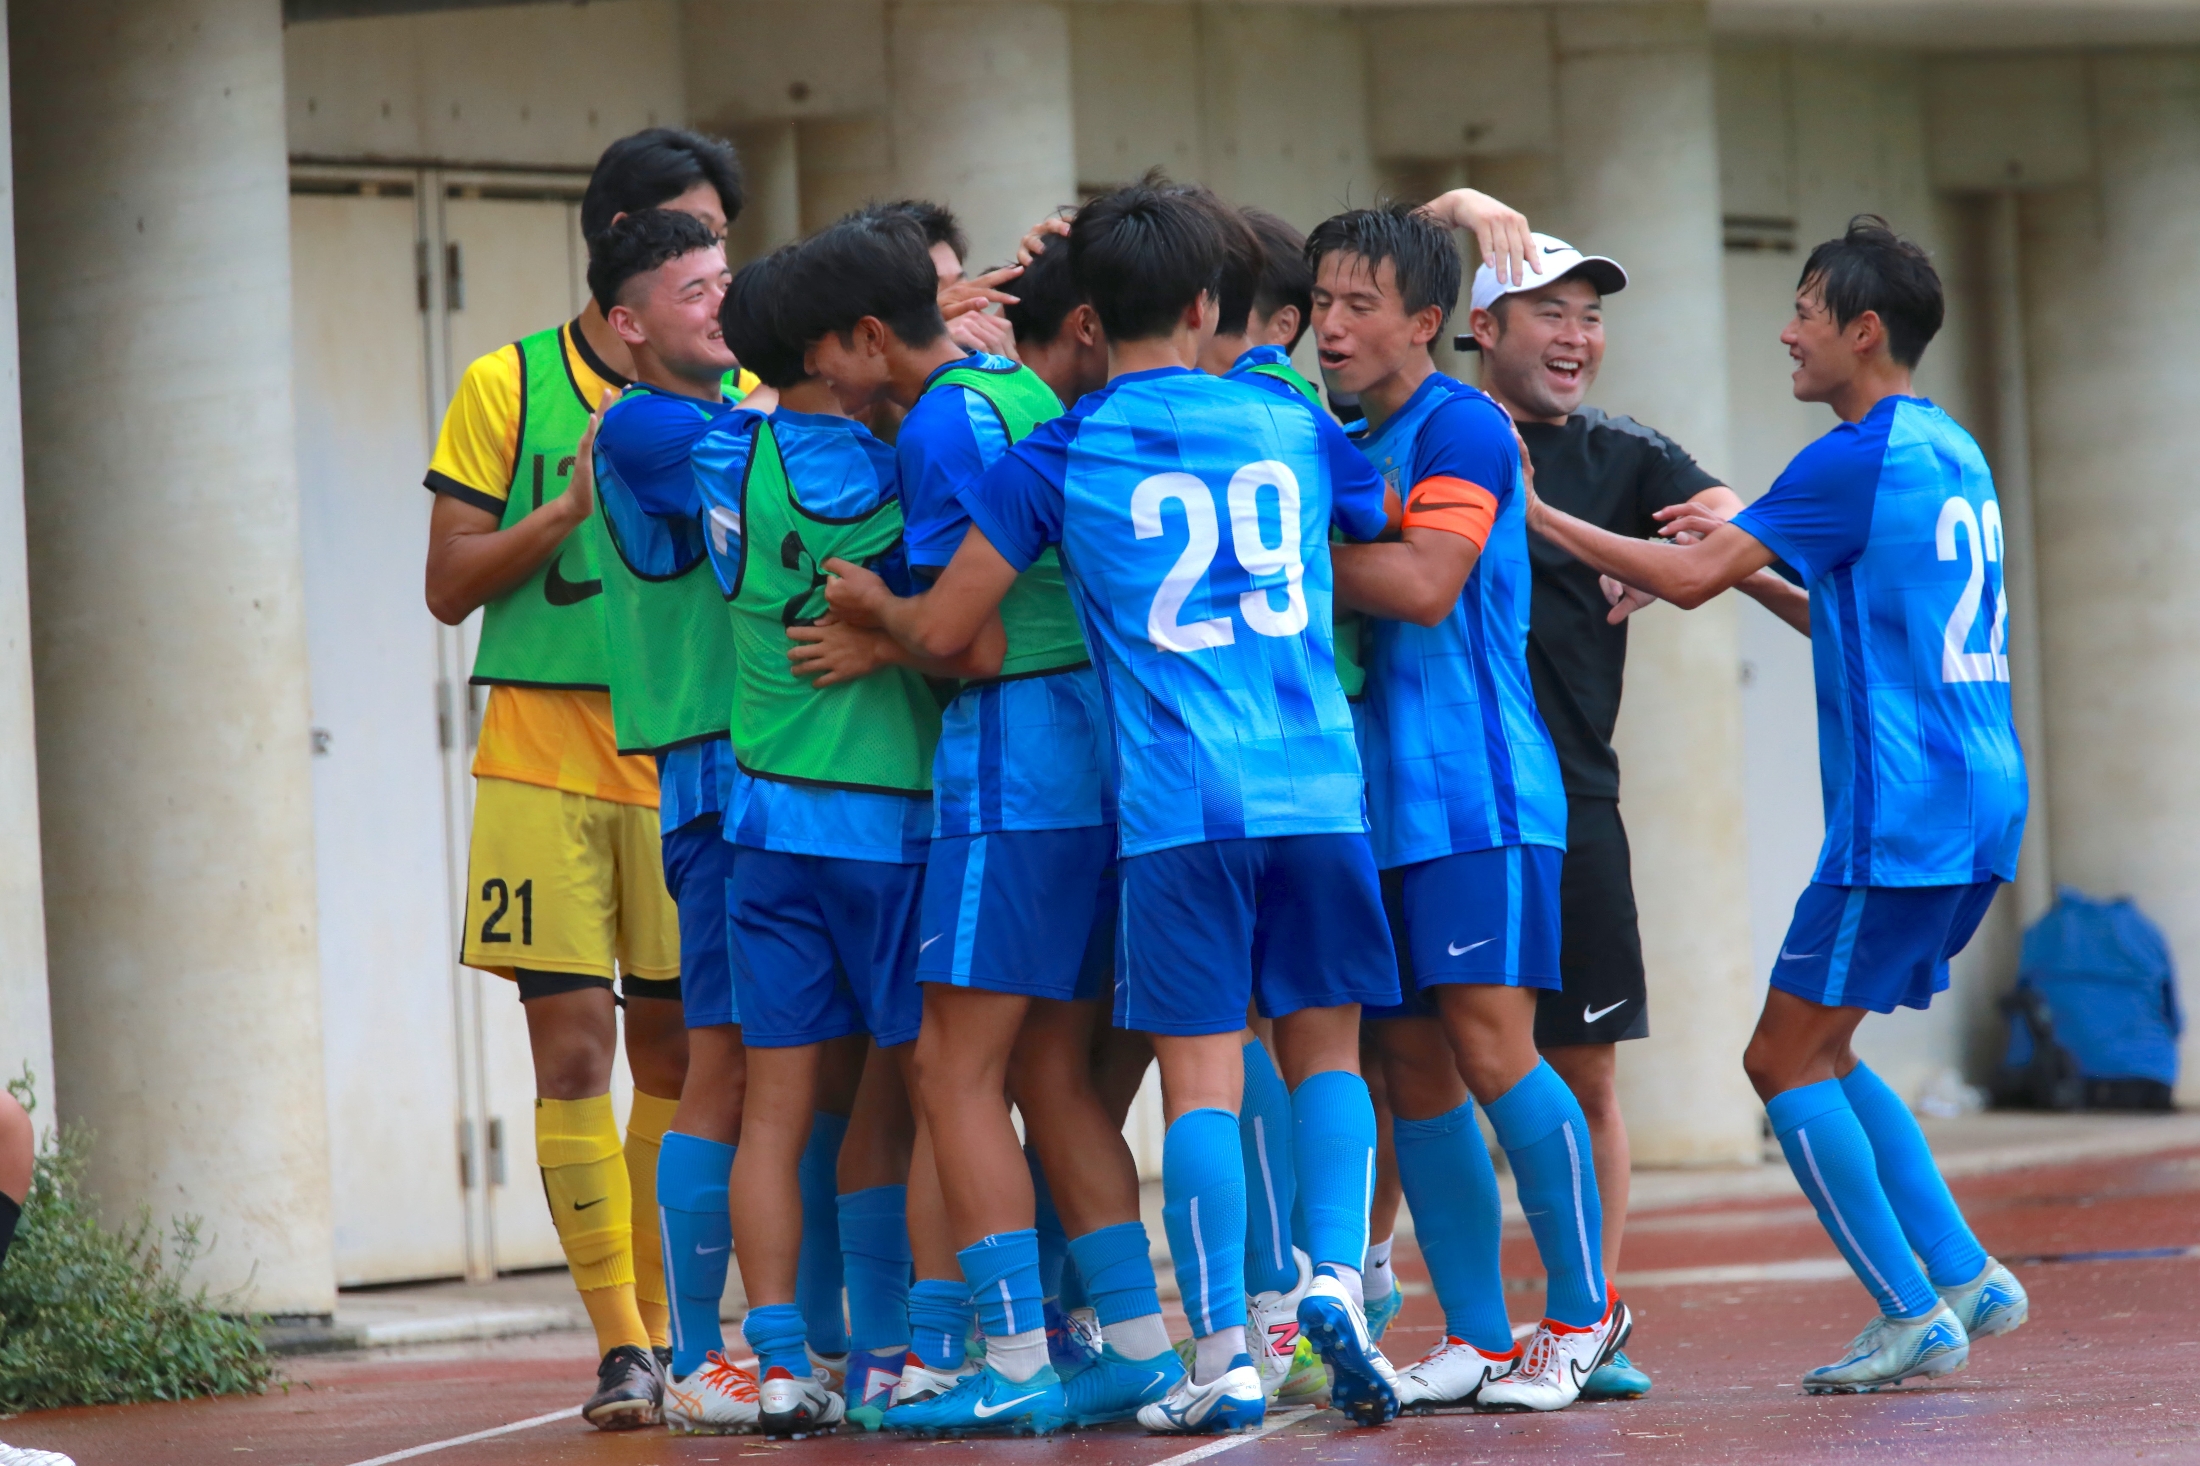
[1995,888,2182,1112]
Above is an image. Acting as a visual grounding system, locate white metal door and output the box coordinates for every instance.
[438,183,638,1274]
[291,182,470,1285]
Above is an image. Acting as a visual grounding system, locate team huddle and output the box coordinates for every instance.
[422,125,2033,1440]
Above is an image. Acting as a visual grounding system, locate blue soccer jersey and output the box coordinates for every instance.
[689,407,931,864]
[960,366,1389,857]
[1732,395,2027,886]
[898,354,1113,836]
[1351,373,1568,868]
[594,383,739,833]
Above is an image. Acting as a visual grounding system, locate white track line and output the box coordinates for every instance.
[342,1406,578,1465]
[1150,1406,1314,1464]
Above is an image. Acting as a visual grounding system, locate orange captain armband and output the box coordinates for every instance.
[1400,476,1499,549]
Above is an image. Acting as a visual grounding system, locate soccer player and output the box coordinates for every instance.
[421,127,744,1429]
[579,207,759,1432]
[823,180,1404,1436]
[1003,231,1107,406]
[789,206,1183,1436]
[691,244,1000,1439]
[1316,204,1628,1413]
[1430,212,1808,1400]
[1526,216,2030,1394]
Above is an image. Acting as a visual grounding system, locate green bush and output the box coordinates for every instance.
[0,1074,273,1413]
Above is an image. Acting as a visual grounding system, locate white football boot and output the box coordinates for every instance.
[757,1362,846,1438]
[1936,1258,2029,1341]
[1136,1356,1266,1434]
[1246,1247,1314,1399]
[1479,1295,1631,1412]
[663,1351,763,1434]
[1395,1335,1520,1412]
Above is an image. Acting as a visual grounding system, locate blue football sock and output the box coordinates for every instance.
[1768,1079,1939,1318]
[796,1112,850,1355]
[1161,1109,1246,1339]
[1066,1220,1162,1327]
[1393,1103,1512,1354]
[1028,1147,1069,1301]
[960,1230,1047,1340]
[1291,1069,1376,1273]
[656,1131,735,1378]
[837,1185,912,1354]
[1840,1062,1989,1288]
[1240,1037,1300,1294]
[1058,1251,1089,1311]
[907,1277,972,1370]
[742,1301,809,1379]
[1485,1060,1606,1328]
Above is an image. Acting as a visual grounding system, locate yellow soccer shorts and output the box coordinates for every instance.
[461,776,680,983]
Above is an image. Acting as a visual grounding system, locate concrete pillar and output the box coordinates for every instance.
[887,0,1076,269]
[2023,53,2200,1105]
[1555,4,1760,1165]
[0,1,53,1120]
[12,0,336,1311]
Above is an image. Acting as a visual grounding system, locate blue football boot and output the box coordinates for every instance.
[1364,1285,1404,1344]
[1063,1343,1185,1425]
[1044,1299,1101,1379]
[1580,1350,1652,1400]
[879,1361,1066,1437]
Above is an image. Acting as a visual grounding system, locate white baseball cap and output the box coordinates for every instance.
[1469,232,1628,316]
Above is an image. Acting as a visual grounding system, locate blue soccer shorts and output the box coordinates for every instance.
[919,826,1117,1002]
[725,846,925,1048]
[1770,879,2002,1014]
[662,813,737,1029]
[1115,832,1399,1036]
[1365,843,1566,1022]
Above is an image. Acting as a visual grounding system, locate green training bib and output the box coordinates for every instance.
[724,419,940,795]
[590,393,739,756]
[927,360,1090,680]
[470,325,615,690]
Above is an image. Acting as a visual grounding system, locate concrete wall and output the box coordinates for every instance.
[14,0,334,1312]
[0,0,51,1121]
[2018,51,2200,1103]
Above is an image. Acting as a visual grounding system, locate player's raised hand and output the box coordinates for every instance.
[1416,189,1541,287]
[1016,213,1072,266]
[940,265,1021,322]
[950,308,1019,359]
[820,555,890,628]
[1601,573,1658,624]
[561,386,620,525]
[787,615,891,687]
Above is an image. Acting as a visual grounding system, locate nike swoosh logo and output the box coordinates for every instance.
[543,553,603,605]
[1583,1000,1628,1024]
[1448,937,1495,956]
[1779,947,1820,962]
[1410,498,1485,513]
[695,1243,728,1255]
[971,1391,1045,1418]
[919,934,943,952]
[573,1197,607,1210]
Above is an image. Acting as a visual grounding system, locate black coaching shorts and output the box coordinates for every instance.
[1534,797,1650,1048]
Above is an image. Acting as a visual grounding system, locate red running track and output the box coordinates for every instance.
[7,1146,2197,1465]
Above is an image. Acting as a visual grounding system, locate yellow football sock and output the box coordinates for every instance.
[625,1088,679,1349]
[536,1093,650,1356]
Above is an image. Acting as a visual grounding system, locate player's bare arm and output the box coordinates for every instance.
[785,611,1005,687]
[820,524,1022,661]
[1332,525,1482,628]
[1653,503,1812,634]
[1414,188,1542,288]
[425,393,612,624]
[1595,484,1753,625]
[1527,483,1775,610]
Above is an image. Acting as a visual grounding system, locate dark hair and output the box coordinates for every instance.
[581,128,745,241]
[1005,231,1084,347]
[1161,184,1263,340]
[871,199,968,265]
[1242,208,1313,349]
[720,247,807,389]
[779,209,948,349]
[1305,203,1462,324]
[1798,214,1943,368]
[586,208,723,314]
[1070,177,1229,343]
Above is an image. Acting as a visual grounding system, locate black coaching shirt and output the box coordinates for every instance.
[1518,407,1722,800]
